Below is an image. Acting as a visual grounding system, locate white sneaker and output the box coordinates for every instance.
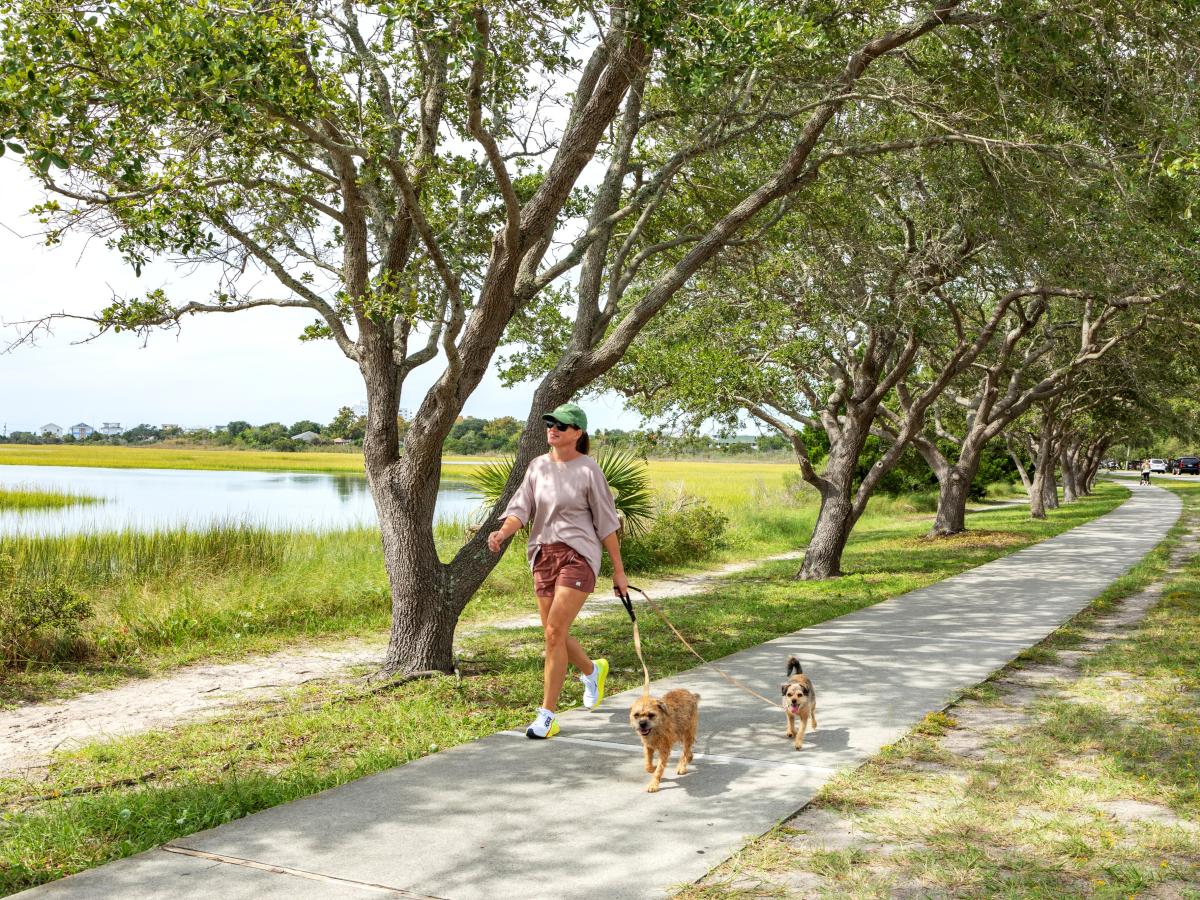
[580,658,609,709]
[525,707,559,739]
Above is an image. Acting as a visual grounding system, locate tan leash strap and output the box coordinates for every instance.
[625,585,783,710]
[617,589,651,696]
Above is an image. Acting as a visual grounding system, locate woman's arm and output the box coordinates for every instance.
[489,462,538,554]
[488,515,525,554]
[601,530,629,596]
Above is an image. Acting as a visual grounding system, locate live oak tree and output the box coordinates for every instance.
[906,171,1199,533]
[609,149,1043,580]
[1019,322,1200,509]
[601,3,1200,573]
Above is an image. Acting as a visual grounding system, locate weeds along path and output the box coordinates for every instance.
[0,550,804,779]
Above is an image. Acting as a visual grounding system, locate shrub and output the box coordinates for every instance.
[616,492,729,574]
[0,579,93,667]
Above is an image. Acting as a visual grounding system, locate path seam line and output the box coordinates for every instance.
[161,845,445,898]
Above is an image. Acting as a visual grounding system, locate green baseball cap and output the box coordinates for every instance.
[543,402,587,430]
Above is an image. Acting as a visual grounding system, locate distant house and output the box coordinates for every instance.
[715,435,759,450]
[69,422,95,440]
[99,422,122,436]
[40,423,63,437]
[291,431,321,444]
[331,437,352,445]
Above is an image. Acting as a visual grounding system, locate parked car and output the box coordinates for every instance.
[1150,458,1168,474]
[1173,456,1200,475]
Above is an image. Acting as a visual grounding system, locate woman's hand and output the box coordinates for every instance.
[612,571,630,598]
[487,529,507,554]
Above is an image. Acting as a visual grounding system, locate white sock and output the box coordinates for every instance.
[581,661,598,683]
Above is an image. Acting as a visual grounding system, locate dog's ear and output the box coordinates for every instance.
[780,683,789,696]
[655,699,668,715]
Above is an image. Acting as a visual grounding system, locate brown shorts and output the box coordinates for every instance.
[532,542,596,598]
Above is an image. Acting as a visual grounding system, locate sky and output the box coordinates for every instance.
[0,162,642,436]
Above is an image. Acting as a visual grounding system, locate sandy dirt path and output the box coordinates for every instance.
[0,550,804,779]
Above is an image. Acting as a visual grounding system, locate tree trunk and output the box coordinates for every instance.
[1008,444,1033,495]
[797,486,854,579]
[1060,452,1079,503]
[1029,468,1046,520]
[377,486,459,673]
[1031,459,1059,519]
[794,420,875,580]
[1042,472,1059,510]
[930,464,975,535]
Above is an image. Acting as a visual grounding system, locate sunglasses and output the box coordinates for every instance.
[544,419,573,432]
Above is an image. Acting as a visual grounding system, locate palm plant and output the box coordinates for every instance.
[467,449,654,536]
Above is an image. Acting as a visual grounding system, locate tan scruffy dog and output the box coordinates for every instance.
[781,655,817,750]
[628,689,700,792]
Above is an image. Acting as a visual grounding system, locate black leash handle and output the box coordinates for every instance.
[617,584,640,623]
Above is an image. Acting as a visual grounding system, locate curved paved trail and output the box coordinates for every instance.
[15,485,1179,899]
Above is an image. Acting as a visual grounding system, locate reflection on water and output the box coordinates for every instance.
[0,465,481,536]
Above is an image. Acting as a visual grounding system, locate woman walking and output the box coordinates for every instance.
[488,402,629,739]
[1141,459,1151,485]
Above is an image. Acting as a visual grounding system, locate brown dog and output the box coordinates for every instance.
[781,655,817,750]
[628,689,700,792]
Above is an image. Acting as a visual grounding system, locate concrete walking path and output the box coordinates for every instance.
[16,486,1180,899]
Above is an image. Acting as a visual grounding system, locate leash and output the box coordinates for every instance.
[618,585,783,710]
[617,587,652,697]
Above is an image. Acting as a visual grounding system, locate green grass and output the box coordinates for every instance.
[676,479,1199,900]
[0,485,1127,895]
[0,487,101,512]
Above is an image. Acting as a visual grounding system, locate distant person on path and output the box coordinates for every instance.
[488,402,627,739]
[1141,459,1151,485]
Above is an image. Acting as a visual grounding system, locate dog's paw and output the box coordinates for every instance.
[646,783,660,793]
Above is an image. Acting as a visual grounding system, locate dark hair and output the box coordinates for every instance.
[576,430,590,454]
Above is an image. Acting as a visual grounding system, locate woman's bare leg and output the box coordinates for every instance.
[537,585,590,712]
[536,592,594,674]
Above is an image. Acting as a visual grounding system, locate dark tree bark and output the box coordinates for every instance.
[914,437,983,536]
[796,428,873,580]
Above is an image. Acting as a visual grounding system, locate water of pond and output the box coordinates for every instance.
[0,465,485,536]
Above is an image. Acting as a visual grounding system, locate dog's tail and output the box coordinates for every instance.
[786,655,803,676]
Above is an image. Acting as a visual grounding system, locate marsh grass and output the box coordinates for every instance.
[0,487,101,512]
[0,487,1127,895]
